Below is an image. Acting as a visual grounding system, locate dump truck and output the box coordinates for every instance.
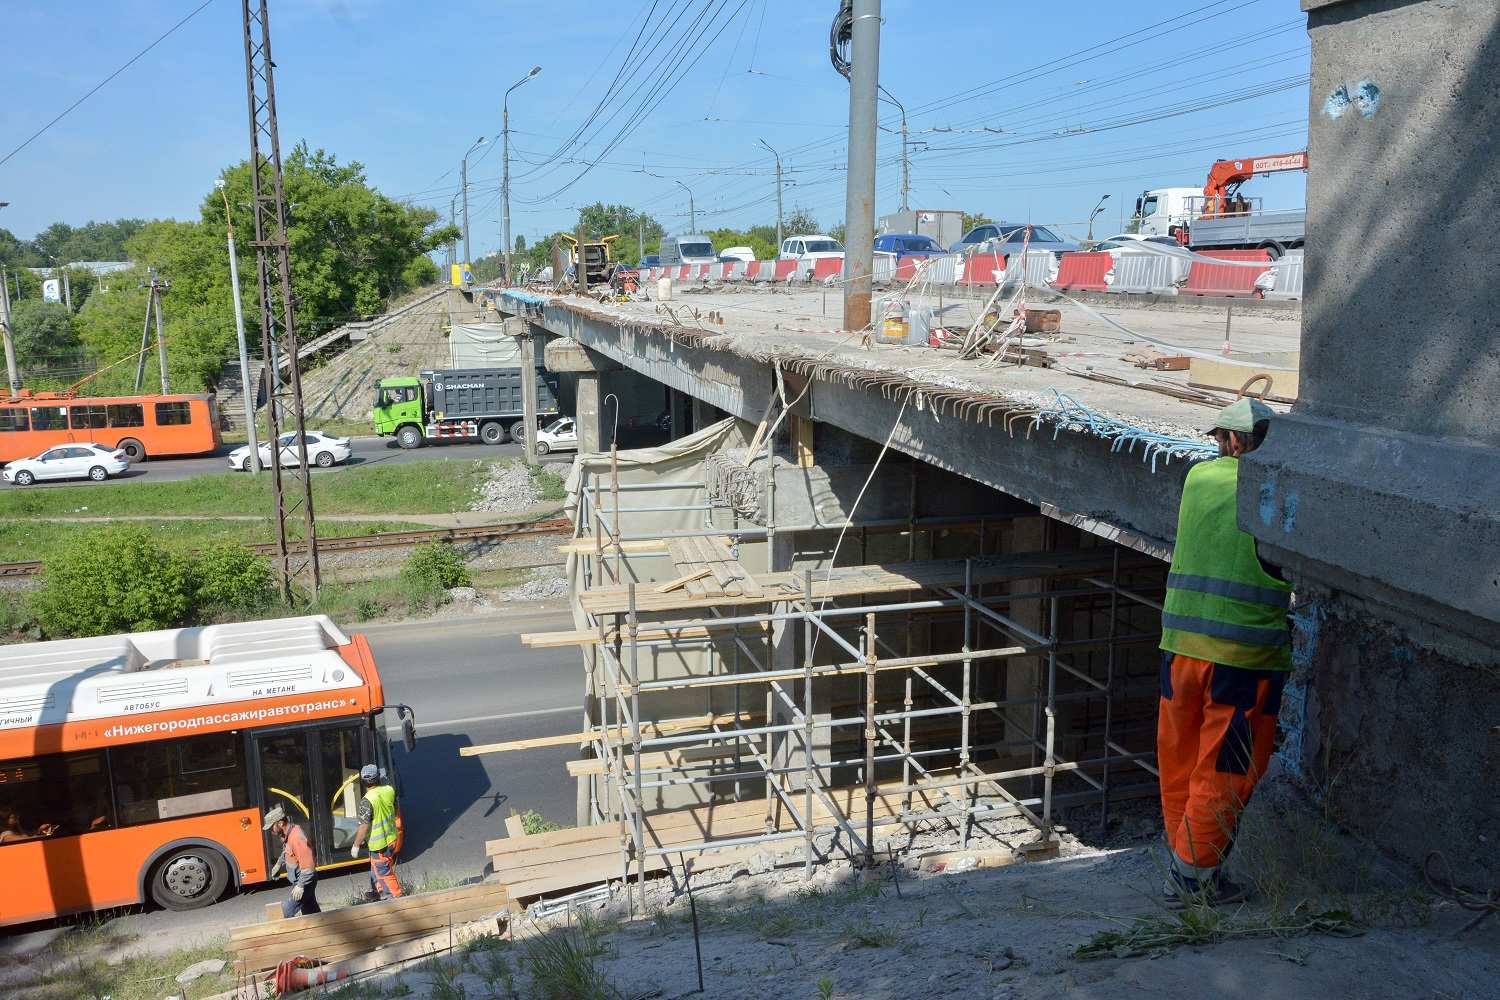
[372,367,560,449]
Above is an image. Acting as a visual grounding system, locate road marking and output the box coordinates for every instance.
[389,704,584,734]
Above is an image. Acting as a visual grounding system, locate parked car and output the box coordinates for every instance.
[777,235,845,276]
[950,223,1079,258]
[658,235,717,265]
[640,254,661,268]
[2,442,129,485]
[873,233,948,257]
[718,246,756,263]
[1090,233,1180,255]
[534,416,578,456]
[228,430,352,472]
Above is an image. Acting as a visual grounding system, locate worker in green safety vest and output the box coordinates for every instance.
[350,763,404,900]
[1158,396,1291,907]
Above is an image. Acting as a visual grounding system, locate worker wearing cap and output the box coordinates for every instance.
[1157,396,1291,905]
[263,805,320,917]
[349,764,403,900]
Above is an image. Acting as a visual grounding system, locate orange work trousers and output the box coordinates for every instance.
[369,848,403,900]
[1157,652,1286,877]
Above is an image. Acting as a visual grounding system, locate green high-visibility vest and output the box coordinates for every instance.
[363,784,398,852]
[1160,456,1292,671]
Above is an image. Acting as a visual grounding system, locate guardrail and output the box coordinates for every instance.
[0,517,572,578]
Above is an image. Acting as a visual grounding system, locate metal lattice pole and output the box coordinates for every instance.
[242,0,320,600]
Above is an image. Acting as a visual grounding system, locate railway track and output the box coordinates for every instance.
[0,517,573,579]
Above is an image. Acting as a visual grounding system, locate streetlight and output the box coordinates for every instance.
[448,194,460,269]
[675,180,696,233]
[877,86,910,211]
[757,139,784,249]
[1088,194,1111,242]
[503,65,542,286]
[461,136,487,268]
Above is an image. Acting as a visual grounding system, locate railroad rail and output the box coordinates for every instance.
[0,517,573,579]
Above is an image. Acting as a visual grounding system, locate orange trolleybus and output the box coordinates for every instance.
[0,616,415,927]
[0,390,222,464]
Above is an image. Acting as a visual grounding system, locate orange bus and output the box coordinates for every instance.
[0,616,415,926]
[0,390,223,464]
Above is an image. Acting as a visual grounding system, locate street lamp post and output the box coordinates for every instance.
[1088,193,1111,242]
[448,194,459,269]
[675,180,696,233]
[503,66,542,286]
[461,136,487,269]
[757,139,784,249]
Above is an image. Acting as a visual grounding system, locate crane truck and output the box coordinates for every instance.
[1131,151,1309,257]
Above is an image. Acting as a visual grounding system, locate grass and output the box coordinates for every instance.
[5,928,237,1000]
[0,458,494,519]
[1074,901,1362,960]
[521,923,625,1000]
[530,463,567,502]
[517,809,566,835]
[0,517,426,563]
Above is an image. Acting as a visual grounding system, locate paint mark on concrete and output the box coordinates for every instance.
[1258,479,1278,527]
[1353,80,1382,118]
[1282,491,1299,534]
[1324,84,1352,119]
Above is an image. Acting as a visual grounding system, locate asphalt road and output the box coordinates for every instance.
[0,605,583,952]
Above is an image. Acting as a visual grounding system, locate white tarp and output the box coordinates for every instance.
[449,323,522,368]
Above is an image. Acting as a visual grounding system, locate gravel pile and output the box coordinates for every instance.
[471,460,542,513]
[497,569,570,603]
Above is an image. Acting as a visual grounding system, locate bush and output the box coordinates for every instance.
[400,542,470,594]
[193,543,275,612]
[31,526,194,637]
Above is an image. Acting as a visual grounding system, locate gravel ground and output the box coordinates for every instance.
[472,460,543,514]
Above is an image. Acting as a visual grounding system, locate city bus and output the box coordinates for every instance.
[0,390,223,464]
[0,616,415,926]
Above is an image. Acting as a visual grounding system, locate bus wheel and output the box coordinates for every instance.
[118,438,146,462]
[396,426,423,450]
[479,421,505,445]
[148,846,230,911]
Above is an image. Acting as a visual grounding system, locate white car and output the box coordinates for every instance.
[1090,233,1181,257]
[534,417,578,456]
[2,443,129,486]
[718,246,756,263]
[777,234,845,275]
[228,430,352,471]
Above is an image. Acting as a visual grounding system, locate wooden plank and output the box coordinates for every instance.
[460,712,757,757]
[522,621,771,649]
[230,883,507,942]
[791,415,815,468]
[505,813,526,839]
[233,909,507,970]
[1187,352,1300,403]
[654,567,712,594]
[264,901,283,921]
[565,743,742,777]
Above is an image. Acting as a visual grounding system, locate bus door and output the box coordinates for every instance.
[252,723,374,871]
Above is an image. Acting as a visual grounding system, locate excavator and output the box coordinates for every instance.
[1131,150,1308,255]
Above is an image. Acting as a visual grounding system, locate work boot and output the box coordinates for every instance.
[1163,870,1249,909]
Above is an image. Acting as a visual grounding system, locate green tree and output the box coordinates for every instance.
[574,204,662,266]
[784,207,820,235]
[8,299,78,363]
[31,219,147,263]
[961,212,994,232]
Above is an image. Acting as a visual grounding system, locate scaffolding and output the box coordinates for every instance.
[514,426,1168,911]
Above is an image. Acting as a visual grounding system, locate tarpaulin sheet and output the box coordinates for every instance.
[449,323,522,368]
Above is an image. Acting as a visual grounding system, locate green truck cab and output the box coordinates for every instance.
[372,368,559,449]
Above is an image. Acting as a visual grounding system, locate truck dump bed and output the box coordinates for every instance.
[423,368,559,420]
[1191,208,1305,250]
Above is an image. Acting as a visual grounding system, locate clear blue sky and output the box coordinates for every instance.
[0,0,1309,254]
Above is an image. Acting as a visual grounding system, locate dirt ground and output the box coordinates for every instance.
[343,780,1500,999]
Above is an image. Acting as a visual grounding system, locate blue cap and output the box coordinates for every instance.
[359,764,380,781]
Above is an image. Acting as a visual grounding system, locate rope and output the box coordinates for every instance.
[1424,850,1500,934]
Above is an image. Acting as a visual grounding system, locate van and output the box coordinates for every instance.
[658,235,717,266]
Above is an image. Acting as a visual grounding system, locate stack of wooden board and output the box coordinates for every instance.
[659,536,764,600]
[488,784,945,902]
[228,882,509,971]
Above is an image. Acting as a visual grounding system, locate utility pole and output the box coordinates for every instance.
[841,0,881,333]
[448,194,459,270]
[0,267,18,397]
[242,0,321,600]
[133,271,169,392]
[877,87,909,211]
[638,216,644,262]
[220,181,260,473]
[61,265,72,312]
[503,66,541,287]
[461,135,486,270]
[758,138,785,248]
[675,180,696,232]
[153,275,169,393]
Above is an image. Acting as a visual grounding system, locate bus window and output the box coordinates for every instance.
[107,403,144,428]
[30,406,68,431]
[155,401,192,426]
[0,409,27,433]
[319,726,370,854]
[110,732,248,826]
[0,751,114,842]
[70,404,108,430]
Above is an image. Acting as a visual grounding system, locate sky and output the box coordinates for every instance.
[0,0,1311,255]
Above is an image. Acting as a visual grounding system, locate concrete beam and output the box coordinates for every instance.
[544,338,621,374]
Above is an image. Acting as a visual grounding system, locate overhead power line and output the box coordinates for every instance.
[0,0,217,170]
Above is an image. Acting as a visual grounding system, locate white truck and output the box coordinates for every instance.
[1132,151,1308,258]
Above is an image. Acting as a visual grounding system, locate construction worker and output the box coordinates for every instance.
[263,805,320,917]
[1158,396,1291,905]
[349,763,403,901]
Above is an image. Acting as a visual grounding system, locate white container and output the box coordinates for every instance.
[657,276,673,301]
